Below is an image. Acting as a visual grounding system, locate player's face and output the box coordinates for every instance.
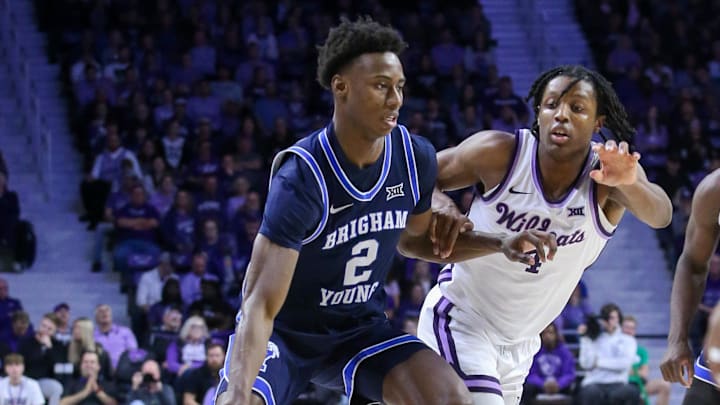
[537,76,603,157]
[340,52,405,139]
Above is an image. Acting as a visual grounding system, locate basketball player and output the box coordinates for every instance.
[660,169,720,403]
[410,65,673,405]
[214,18,556,405]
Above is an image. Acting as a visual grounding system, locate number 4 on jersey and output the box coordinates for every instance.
[524,250,542,274]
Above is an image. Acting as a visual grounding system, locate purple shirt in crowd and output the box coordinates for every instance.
[115,203,161,242]
[526,343,576,390]
[94,324,139,370]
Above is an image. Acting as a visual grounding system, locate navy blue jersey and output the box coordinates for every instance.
[257,123,436,334]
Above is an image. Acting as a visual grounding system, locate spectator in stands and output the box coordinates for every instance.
[112,185,162,288]
[68,318,111,381]
[0,278,23,337]
[401,315,419,336]
[179,253,217,307]
[558,284,593,335]
[483,75,529,126]
[0,354,45,405]
[622,315,670,405]
[0,171,20,266]
[606,35,642,76]
[60,351,118,405]
[690,253,720,355]
[4,311,33,352]
[197,218,235,283]
[19,313,64,405]
[91,174,139,273]
[135,252,177,314]
[578,303,640,405]
[93,305,138,371]
[192,175,224,227]
[186,278,233,333]
[127,359,175,405]
[53,303,72,346]
[148,307,182,366]
[161,190,196,269]
[148,279,184,328]
[187,81,221,130]
[160,119,189,173]
[149,174,177,218]
[81,132,142,230]
[523,323,575,404]
[163,316,208,377]
[178,343,224,405]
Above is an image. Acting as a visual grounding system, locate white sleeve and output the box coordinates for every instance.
[27,379,46,405]
[135,274,150,307]
[578,336,597,370]
[90,155,103,179]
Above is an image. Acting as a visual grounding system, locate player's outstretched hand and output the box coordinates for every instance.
[429,204,474,259]
[660,340,695,388]
[500,230,557,266]
[705,303,720,383]
[589,140,641,187]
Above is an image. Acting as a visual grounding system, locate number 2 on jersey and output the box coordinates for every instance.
[343,239,379,286]
[524,250,542,274]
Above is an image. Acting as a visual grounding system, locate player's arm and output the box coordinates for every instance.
[661,171,720,387]
[221,154,320,404]
[398,133,556,264]
[593,141,672,228]
[224,235,298,404]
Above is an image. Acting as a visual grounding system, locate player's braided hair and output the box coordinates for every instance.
[316,16,408,90]
[525,65,635,145]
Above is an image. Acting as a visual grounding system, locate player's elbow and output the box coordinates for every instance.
[647,198,673,229]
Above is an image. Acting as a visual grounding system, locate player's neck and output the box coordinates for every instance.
[536,146,587,199]
[332,116,385,168]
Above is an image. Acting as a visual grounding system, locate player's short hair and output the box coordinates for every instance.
[526,65,635,146]
[316,16,407,89]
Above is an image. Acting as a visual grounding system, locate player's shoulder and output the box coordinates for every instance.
[694,169,720,204]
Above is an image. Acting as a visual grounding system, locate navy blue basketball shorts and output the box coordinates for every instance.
[214,322,428,405]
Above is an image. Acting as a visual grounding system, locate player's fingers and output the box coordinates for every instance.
[429,215,439,255]
[545,233,558,260]
[618,141,629,155]
[460,219,474,233]
[438,216,454,255]
[663,362,682,383]
[589,169,603,182]
[507,250,534,266]
[632,151,641,161]
[604,139,617,151]
[682,360,695,387]
[523,233,546,262]
[442,218,464,258]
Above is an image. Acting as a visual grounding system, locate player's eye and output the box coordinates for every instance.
[544,99,557,108]
[572,104,584,113]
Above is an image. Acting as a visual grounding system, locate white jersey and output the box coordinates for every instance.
[439,129,616,344]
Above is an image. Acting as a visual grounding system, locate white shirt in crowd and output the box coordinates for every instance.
[0,376,45,405]
[579,327,637,385]
[136,268,178,308]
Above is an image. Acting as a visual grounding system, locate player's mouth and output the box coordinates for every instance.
[383,114,398,126]
[550,127,570,144]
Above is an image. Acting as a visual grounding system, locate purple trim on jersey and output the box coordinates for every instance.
[319,127,392,202]
[531,139,593,208]
[480,129,524,203]
[589,181,615,239]
[695,352,718,386]
[399,125,421,205]
[437,264,453,284]
[432,295,503,397]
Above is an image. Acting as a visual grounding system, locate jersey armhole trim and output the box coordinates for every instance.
[269,146,329,245]
[589,181,616,239]
[399,125,421,205]
[480,128,524,203]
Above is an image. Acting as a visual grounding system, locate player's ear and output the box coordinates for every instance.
[332,74,348,101]
[594,115,605,133]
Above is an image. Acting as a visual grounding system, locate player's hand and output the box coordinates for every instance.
[589,140,641,187]
[660,340,695,388]
[500,230,557,266]
[429,204,474,259]
[704,304,720,382]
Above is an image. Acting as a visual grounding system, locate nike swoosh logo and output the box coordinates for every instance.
[509,186,532,195]
[329,203,354,214]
